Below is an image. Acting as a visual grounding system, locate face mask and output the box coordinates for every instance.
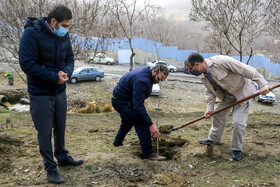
[189,70,202,76]
[54,23,68,37]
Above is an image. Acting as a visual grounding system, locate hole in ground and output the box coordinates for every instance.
[153,135,189,160]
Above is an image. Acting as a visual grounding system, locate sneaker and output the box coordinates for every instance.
[199,139,222,145]
[146,152,166,161]
[232,150,242,161]
[47,170,64,184]
[58,156,83,166]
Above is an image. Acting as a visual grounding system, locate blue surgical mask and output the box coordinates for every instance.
[189,70,202,76]
[54,23,68,37]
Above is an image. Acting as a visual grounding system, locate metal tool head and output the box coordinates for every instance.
[171,126,179,131]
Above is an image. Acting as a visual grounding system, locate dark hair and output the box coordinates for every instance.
[153,64,169,76]
[185,52,204,66]
[47,4,72,23]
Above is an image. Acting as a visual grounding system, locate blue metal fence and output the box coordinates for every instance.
[79,37,280,76]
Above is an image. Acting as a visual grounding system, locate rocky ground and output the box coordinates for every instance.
[0,62,280,186]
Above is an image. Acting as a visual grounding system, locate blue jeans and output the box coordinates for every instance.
[112,98,154,158]
[30,91,69,172]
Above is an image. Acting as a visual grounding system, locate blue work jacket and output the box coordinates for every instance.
[113,67,154,126]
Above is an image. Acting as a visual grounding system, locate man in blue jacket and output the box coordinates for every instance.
[112,65,169,161]
[19,5,83,184]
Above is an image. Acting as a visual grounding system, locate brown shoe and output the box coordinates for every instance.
[147,152,166,161]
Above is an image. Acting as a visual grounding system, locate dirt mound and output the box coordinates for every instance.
[0,88,28,104]
[154,171,186,186]
[0,135,24,173]
[67,98,87,109]
[159,125,174,134]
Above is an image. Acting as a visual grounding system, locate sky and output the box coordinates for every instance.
[149,0,192,21]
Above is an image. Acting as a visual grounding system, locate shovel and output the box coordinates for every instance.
[171,83,280,132]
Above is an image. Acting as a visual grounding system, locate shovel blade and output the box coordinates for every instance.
[171,126,179,131]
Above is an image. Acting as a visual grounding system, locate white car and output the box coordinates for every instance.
[88,53,116,65]
[151,84,160,96]
[147,60,177,73]
[253,82,275,103]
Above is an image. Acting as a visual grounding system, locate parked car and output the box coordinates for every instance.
[151,83,160,96]
[253,82,275,103]
[88,53,116,65]
[183,65,190,74]
[70,67,104,84]
[147,60,177,73]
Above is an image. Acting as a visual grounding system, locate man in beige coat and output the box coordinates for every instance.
[185,53,269,161]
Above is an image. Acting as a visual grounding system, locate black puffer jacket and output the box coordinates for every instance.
[19,17,74,96]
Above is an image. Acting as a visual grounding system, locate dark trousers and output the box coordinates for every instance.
[30,91,69,172]
[112,98,154,158]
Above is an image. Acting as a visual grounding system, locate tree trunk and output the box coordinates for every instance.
[128,38,135,71]
[129,50,135,71]
[246,47,253,65]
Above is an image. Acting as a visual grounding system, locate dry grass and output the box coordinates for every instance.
[69,102,113,114]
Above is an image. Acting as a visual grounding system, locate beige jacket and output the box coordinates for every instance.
[199,55,267,112]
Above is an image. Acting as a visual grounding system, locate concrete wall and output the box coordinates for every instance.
[106,49,158,65]
[134,49,158,65]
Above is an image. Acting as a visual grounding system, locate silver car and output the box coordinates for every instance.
[253,82,275,103]
[70,67,104,84]
[151,83,160,96]
[147,61,177,73]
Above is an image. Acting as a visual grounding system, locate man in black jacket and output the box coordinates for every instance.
[19,5,83,184]
[112,65,169,161]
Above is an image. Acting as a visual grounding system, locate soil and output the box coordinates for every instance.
[0,62,280,186]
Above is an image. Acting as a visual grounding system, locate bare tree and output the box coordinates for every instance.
[141,6,180,48]
[0,0,54,82]
[205,28,232,55]
[266,40,280,63]
[267,0,280,36]
[190,0,272,64]
[0,0,118,78]
[69,0,120,62]
[107,0,150,71]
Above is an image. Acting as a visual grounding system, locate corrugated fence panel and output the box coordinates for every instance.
[231,55,280,76]
[132,38,162,53]
[77,37,280,76]
[158,46,178,59]
[176,50,197,61]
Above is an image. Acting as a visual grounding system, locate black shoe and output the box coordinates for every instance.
[47,170,64,184]
[199,139,222,145]
[113,142,123,147]
[58,156,83,166]
[232,150,242,161]
[146,152,166,161]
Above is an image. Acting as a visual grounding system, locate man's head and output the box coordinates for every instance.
[152,64,169,84]
[47,5,72,36]
[184,53,205,76]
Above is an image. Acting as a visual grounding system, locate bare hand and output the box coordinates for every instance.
[259,85,269,96]
[58,71,69,85]
[149,124,160,138]
[204,111,212,119]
